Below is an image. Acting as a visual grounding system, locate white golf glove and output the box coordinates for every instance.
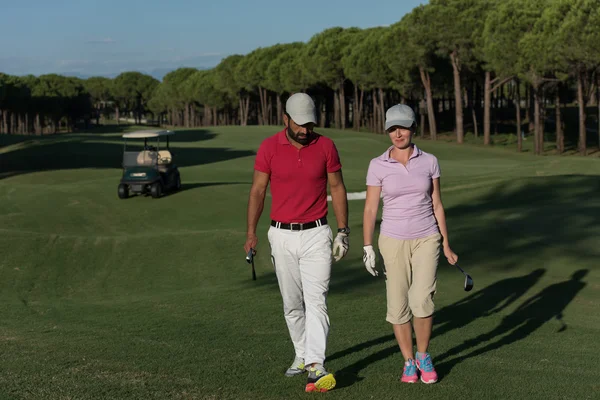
[332,232,349,262]
[363,245,378,276]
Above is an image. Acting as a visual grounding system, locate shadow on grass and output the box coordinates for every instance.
[119,181,251,200]
[330,268,550,388]
[163,181,250,198]
[434,269,589,380]
[166,129,218,143]
[1,131,253,180]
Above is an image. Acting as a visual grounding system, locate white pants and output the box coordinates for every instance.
[267,224,333,366]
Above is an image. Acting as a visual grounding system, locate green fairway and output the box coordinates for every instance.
[1,126,599,400]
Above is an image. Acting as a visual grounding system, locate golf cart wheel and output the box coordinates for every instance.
[150,182,162,198]
[118,184,129,199]
[176,174,181,191]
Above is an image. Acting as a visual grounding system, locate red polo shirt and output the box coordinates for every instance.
[254,129,342,223]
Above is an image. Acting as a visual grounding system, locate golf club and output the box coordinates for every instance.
[246,248,256,281]
[454,263,473,291]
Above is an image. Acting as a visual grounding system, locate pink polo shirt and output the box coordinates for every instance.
[254,129,342,223]
[366,144,441,240]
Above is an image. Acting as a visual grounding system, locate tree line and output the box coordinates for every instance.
[1,0,599,155]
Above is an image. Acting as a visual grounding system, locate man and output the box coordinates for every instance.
[244,93,350,393]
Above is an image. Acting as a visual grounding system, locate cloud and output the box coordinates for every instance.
[86,38,117,44]
[0,51,227,79]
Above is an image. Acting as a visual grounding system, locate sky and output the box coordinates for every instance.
[0,0,427,80]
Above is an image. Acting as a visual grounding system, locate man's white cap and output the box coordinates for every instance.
[385,104,416,130]
[286,93,317,125]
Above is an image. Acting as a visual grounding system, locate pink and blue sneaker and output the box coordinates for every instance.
[401,359,418,383]
[416,352,438,384]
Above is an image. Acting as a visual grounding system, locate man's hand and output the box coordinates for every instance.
[244,233,258,255]
[332,232,349,262]
[363,245,378,276]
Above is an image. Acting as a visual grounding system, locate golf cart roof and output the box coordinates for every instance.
[122,130,175,139]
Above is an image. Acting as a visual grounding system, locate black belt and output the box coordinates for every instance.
[271,217,327,231]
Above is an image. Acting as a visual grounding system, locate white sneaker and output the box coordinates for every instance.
[285,356,306,377]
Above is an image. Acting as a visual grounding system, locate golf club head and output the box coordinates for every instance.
[464,274,474,291]
[246,248,257,281]
[455,263,474,292]
[246,248,255,264]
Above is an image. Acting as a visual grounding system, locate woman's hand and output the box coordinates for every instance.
[443,244,458,265]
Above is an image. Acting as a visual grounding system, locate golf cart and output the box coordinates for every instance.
[117,130,181,199]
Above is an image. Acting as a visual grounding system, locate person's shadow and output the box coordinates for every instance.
[434,269,589,378]
[328,269,547,389]
[433,268,547,338]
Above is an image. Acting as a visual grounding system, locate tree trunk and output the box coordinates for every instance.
[334,91,340,129]
[372,89,378,133]
[239,95,250,126]
[258,89,264,125]
[267,94,273,125]
[484,71,491,145]
[466,84,478,139]
[528,86,534,134]
[540,90,546,153]
[419,67,437,140]
[203,106,210,126]
[450,50,464,143]
[420,109,426,137]
[358,88,364,131]
[598,74,600,150]
[533,84,542,155]
[379,88,385,133]
[262,88,268,125]
[555,89,563,154]
[493,88,499,135]
[472,81,478,138]
[516,80,522,153]
[35,113,41,135]
[320,98,326,128]
[276,94,282,126]
[115,107,120,126]
[353,84,359,131]
[340,81,346,130]
[577,70,587,155]
[184,102,189,128]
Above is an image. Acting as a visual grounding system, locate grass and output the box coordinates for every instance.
[1,125,599,399]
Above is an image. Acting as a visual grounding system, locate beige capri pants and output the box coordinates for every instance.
[378,232,442,325]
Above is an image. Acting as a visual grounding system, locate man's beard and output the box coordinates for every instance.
[287,127,311,145]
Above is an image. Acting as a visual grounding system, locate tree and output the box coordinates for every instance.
[214,55,248,125]
[518,0,562,155]
[84,77,112,125]
[304,27,362,129]
[234,46,282,126]
[264,43,302,125]
[483,0,549,153]
[553,0,600,155]
[343,27,393,133]
[383,7,440,139]
[160,68,197,127]
[429,0,492,143]
[189,69,229,126]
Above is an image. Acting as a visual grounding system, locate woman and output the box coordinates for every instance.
[362,104,458,384]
